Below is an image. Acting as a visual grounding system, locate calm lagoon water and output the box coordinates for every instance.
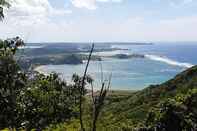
[36,43,197,90]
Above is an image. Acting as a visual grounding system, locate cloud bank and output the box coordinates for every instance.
[0,0,71,41]
[0,0,197,42]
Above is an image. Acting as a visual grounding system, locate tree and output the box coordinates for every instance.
[0,37,88,130]
[145,89,197,131]
[19,73,80,130]
[0,37,26,129]
[0,0,10,20]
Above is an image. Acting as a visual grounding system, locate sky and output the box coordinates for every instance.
[0,0,197,42]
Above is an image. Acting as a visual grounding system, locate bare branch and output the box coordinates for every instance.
[79,44,94,131]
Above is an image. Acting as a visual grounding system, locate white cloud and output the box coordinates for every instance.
[5,0,71,21]
[71,0,97,10]
[1,12,197,42]
[96,0,123,2]
[0,0,72,41]
[52,15,197,42]
[71,0,123,10]
[39,16,197,42]
[70,0,194,10]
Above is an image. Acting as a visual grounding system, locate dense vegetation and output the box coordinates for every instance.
[95,66,197,130]
[46,65,197,131]
[0,37,91,130]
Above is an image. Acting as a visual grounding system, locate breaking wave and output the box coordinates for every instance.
[145,54,194,68]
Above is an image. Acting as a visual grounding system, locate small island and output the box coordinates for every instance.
[17,54,102,70]
[110,54,145,59]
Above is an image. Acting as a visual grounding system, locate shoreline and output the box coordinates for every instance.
[34,65,50,75]
[35,65,141,92]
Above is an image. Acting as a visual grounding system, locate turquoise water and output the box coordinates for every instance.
[36,43,197,90]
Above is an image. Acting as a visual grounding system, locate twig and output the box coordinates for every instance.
[91,73,112,131]
[80,44,94,131]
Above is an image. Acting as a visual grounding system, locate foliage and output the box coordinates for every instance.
[51,65,197,131]
[0,37,26,129]
[145,89,197,131]
[0,0,10,20]
[18,73,81,130]
[0,37,92,130]
[0,37,24,56]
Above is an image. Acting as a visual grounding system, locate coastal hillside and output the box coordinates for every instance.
[47,65,197,130]
[99,65,197,128]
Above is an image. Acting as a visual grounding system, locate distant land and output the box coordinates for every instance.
[26,42,153,46]
[17,42,152,70]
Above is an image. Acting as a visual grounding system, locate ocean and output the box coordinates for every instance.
[35,42,197,90]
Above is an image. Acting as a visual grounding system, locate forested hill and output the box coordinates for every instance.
[146,65,197,97]
[93,65,197,130]
[134,65,197,105]
[49,65,197,130]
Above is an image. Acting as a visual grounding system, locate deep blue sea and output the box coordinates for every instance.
[36,43,197,90]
